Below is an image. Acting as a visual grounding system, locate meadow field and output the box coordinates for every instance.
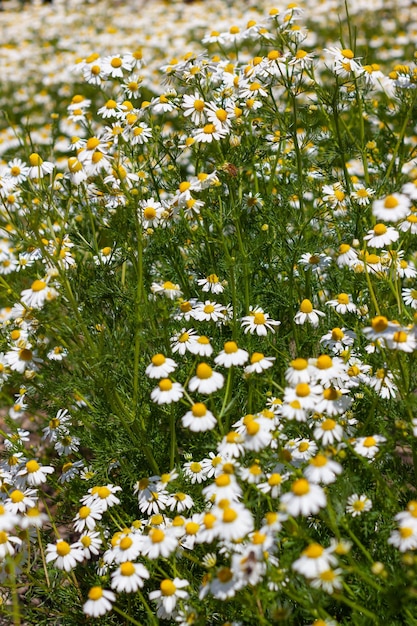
[0,0,417,623]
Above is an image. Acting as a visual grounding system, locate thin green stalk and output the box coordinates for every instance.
[382,89,417,186]
[169,404,177,470]
[332,592,378,622]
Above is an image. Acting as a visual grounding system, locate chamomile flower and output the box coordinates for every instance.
[280,478,326,517]
[81,484,122,511]
[372,193,411,222]
[193,300,225,323]
[188,335,213,357]
[16,459,54,486]
[241,307,281,336]
[292,542,338,577]
[320,327,356,354]
[188,363,224,394]
[181,403,217,432]
[346,494,372,517]
[151,281,182,300]
[244,352,275,374]
[388,523,417,551]
[83,587,115,618]
[294,299,325,327]
[326,293,357,314]
[45,539,84,571]
[402,288,417,309]
[0,531,22,558]
[353,435,386,459]
[310,568,343,594]
[151,378,184,404]
[27,153,54,179]
[149,578,189,620]
[73,502,103,533]
[364,223,399,247]
[336,243,358,267]
[170,328,197,355]
[214,341,248,368]
[146,354,177,379]
[142,527,178,560]
[5,488,37,514]
[111,561,150,592]
[197,274,224,294]
[77,530,102,559]
[313,418,344,445]
[304,454,343,484]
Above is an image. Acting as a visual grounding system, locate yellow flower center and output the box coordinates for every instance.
[159,378,173,392]
[120,536,133,550]
[191,403,207,418]
[26,460,40,473]
[311,454,328,467]
[250,352,264,363]
[384,195,399,209]
[316,355,333,370]
[10,489,24,503]
[196,363,212,379]
[215,474,231,487]
[331,327,344,341]
[150,528,165,543]
[152,353,166,366]
[291,478,310,496]
[88,586,103,601]
[341,48,354,59]
[111,57,122,68]
[246,421,260,436]
[363,436,377,448]
[253,312,266,325]
[144,207,157,220]
[373,223,387,236]
[217,567,233,583]
[337,293,349,304]
[224,341,238,354]
[29,153,43,166]
[323,388,340,401]
[56,540,71,556]
[161,579,176,596]
[119,561,135,576]
[79,506,91,519]
[303,543,324,558]
[300,299,313,314]
[204,304,215,314]
[295,383,310,397]
[268,473,282,486]
[291,358,308,370]
[372,315,388,332]
[185,522,200,535]
[189,462,202,473]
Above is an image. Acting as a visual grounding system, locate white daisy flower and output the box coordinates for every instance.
[292,542,338,577]
[149,578,189,620]
[372,193,411,222]
[16,459,54,486]
[145,354,177,379]
[241,307,281,335]
[214,341,248,368]
[353,435,386,459]
[364,223,399,247]
[294,299,325,327]
[192,300,226,323]
[73,503,103,532]
[45,540,84,571]
[197,274,224,294]
[170,328,197,355]
[188,363,224,394]
[280,479,326,517]
[304,454,343,484]
[111,561,150,592]
[187,334,213,357]
[326,293,357,314]
[83,587,115,617]
[141,527,178,560]
[244,352,275,374]
[151,378,184,404]
[313,418,344,445]
[346,494,372,517]
[181,403,217,432]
